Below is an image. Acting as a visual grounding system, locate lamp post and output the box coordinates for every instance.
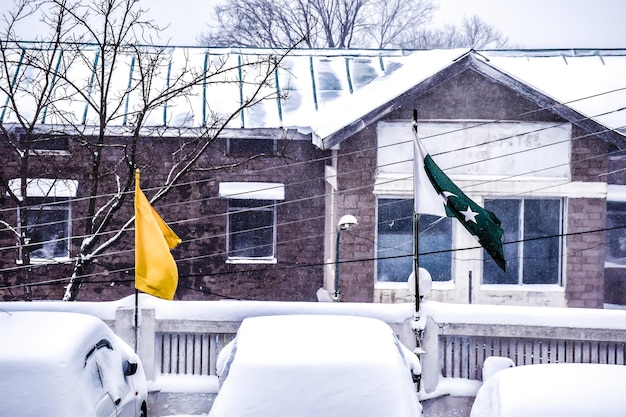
[333,214,358,302]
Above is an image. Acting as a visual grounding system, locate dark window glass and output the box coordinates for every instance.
[523,199,561,284]
[606,201,626,265]
[228,138,275,155]
[418,214,453,282]
[25,197,70,260]
[19,134,68,152]
[484,199,562,285]
[377,199,452,282]
[228,199,275,258]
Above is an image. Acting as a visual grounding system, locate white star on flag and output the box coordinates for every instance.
[460,207,479,223]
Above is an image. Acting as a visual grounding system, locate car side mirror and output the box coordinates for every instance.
[124,360,138,376]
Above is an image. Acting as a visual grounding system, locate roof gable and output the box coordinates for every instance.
[313,50,626,149]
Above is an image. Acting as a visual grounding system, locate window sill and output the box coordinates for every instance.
[374,281,411,290]
[226,257,277,265]
[17,257,72,265]
[480,284,564,292]
[27,150,70,156]
[375,280,454,290]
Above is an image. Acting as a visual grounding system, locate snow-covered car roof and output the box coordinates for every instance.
[210,314,421,417]
[0,311,112,364]
[0,311,146,417]
[470,363,626,417]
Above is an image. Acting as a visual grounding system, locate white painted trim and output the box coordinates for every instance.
[219,182,285,200]
[8,178,78,200]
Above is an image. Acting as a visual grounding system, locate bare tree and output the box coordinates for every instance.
[361,0,436,49]
[201,0,437,49]
[401,15,509,49]
[0,0,296,300]
[202,1,508,50]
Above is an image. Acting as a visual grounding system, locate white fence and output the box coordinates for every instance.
[418,301,626,394]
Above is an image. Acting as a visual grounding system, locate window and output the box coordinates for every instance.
[219,182,284,263]
[483,198,563,285]
[9,178,77,263]
[24,196,71,261]
[606,201,626,266]
[227,138,276,155]
[228,199,276,260]
[376,198,452,282]
[18,133,69,154]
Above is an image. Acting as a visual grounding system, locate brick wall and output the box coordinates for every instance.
[566,198,606,308]
[0,133,330,302]
[331,67,611,306]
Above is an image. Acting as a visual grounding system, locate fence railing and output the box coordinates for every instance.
[156,332,235,376]
[439,335,626,380]
[418,301,626,393]
[3,296,626,401]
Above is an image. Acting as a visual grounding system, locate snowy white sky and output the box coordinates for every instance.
[144,0,626,48]
[1,0,623,48]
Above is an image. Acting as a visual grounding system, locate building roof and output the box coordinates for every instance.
[1,45,625,146]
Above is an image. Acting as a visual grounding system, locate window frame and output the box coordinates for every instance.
[9,178,77,264]
[606,197,626,267]
[18,132,70,155]
[375,197,453,284]
[219,182,284,264]
[483,197,564,286]
[226,198,278,264]
[19,196,72,263]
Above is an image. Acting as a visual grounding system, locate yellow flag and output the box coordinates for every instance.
[134,170,182,300]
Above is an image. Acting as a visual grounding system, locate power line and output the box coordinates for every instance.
[2,118,623,263]
[2,222,624,293]
[0,124,624,277]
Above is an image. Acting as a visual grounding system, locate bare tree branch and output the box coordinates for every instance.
[0,0,301,301]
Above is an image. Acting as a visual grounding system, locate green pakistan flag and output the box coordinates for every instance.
[423,154,506,271]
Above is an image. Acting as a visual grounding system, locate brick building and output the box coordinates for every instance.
[1,47,625,307]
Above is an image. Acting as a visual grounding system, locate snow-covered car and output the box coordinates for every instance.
[470,362,626,417]
[209,314,422,417]
[0,311,148,417]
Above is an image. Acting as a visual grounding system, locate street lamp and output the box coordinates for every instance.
[333,214,358,302]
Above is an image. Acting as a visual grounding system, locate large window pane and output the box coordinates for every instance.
[376,199,452,282]
[484,200,520,284]
[484,198,562,285]
[228,199,275,258]
[523,199,561,284]
[606,201,626,265]
[377,199,413,282]
[418,215,452,282]
[26,198,70,260]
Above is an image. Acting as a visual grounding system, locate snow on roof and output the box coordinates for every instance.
[310,48,469,142]
[481,50,626,134]
[2,46,625,143]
